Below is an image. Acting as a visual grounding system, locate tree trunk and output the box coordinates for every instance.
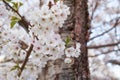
[60,0,90,80]
[74,0,90,80]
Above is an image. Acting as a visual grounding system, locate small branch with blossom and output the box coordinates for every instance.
[2,0,32,32]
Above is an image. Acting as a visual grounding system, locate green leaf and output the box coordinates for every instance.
[10,16,20,28]
[10,64,20,71]
[11,2,23,11]
[11,16,18,21]
[10,20,17,28]
[54,0,58,3]
[19,2,23,7]
[11,2,18,10]
[11,16,21,21]
[5,0,12,2]
[65,36,71,47]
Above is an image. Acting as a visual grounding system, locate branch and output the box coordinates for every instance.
[90,1,98,20]
[2,0,32,32]
[89,17,120,41]
[88,41,120,49]
[108,60,120,65]
[89,48,120,57]
[18,44,33,77]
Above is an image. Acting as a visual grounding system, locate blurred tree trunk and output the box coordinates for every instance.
[58,0,76,80]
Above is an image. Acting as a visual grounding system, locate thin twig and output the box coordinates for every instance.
[89,48,120,57]
[88,41,120,49]
[2,0,40,40]
[90,1,98,20]
[108,60,120,65]
[3,0,22,17]
[18,44,33,77]
[89,17,120,41]
[2,0,32,32]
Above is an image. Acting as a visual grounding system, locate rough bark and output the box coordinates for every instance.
[74,0,90,80]
[59,0,90,80]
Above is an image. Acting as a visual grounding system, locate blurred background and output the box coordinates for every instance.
[88,0,120,79]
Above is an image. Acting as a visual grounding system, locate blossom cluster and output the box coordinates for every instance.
[0,0,81,80]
